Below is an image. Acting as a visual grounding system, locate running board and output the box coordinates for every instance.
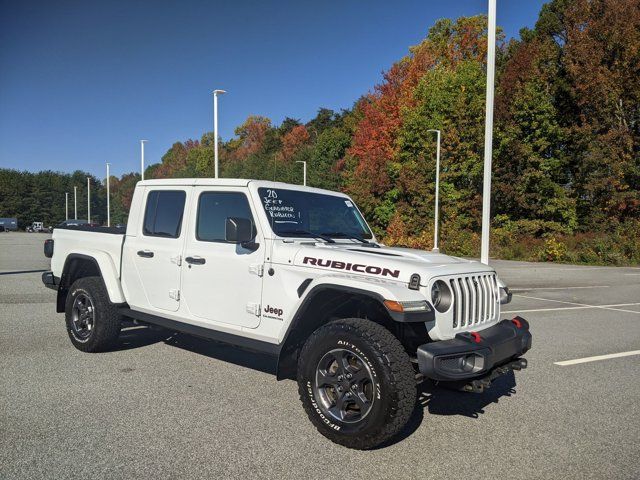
[118,307,281,356]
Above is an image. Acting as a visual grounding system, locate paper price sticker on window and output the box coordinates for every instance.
[345,200,354,207]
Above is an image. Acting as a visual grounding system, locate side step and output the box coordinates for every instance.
[118,307,281,357]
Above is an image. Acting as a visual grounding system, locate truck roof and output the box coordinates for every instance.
[139,178,250,187]
[137,178,349,196]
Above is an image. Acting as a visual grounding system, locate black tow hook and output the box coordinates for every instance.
[510,358,527,371]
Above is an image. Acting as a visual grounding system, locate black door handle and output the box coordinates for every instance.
[185,256,206,265]
[137,250,154,258]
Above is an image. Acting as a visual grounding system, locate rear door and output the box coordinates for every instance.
[124,187,189,312]
[180,187,264,329]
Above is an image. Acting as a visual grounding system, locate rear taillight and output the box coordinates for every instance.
[44,239,54,258]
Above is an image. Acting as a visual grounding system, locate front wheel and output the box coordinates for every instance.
[65,276,121,352]
[297,318,416,449]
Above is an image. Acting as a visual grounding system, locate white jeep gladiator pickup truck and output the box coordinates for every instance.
[42,178,531,449]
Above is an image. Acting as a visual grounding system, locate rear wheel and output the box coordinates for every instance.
[297,318,416,449]
[65,276,121,352]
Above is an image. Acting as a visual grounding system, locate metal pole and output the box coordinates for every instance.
[106,163,111,227]
[480,0,496,265]
[213,89,226,179]
[74,186,77,220]
[65,193,69,221]
[87,177,91,223]
[214,92,219,178]
[427,130,441,252]
[140,140,147,181]
[297,161,307,186]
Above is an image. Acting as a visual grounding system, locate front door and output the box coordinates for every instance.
[181,188,264,329]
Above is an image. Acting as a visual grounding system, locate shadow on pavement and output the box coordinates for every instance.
[164,333,278,375]
[379,372,517,449]
[116,323,278,375]
[116,323,517,449]
[420,372,517,417]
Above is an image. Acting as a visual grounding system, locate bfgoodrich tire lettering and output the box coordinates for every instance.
[297,318,416,449]
[64,276,121,352]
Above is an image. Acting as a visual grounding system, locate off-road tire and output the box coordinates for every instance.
[297,318,416,449]
[65,276,121,352]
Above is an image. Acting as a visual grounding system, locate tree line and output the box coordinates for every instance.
[1,0,638,263]
[0,169,137,228]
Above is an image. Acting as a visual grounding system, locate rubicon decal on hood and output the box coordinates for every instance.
[303,256,400,278]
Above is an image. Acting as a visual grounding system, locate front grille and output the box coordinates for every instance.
[449,274,499,329]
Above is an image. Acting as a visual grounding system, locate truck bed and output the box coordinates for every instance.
[50,226,125,279]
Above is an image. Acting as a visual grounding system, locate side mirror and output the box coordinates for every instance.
[225,217,257,249]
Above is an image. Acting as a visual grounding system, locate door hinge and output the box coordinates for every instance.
[169,289,180,301]
[246,302,261,316]
[171,254,182,266]
[249,264,264,277]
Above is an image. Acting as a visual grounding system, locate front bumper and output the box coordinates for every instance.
[417,317,532,382]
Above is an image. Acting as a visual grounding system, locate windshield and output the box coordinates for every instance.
[258,187,373,240]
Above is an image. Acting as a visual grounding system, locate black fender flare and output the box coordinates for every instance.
[56,254,104,312]
[275,283,432,379]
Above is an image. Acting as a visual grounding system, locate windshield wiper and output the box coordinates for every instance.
[321,231,379,247]
[279,229,335,243]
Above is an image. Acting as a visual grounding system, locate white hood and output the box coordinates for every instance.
[290,242,494,286]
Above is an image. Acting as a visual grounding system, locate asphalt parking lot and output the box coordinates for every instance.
[1,232,639,479]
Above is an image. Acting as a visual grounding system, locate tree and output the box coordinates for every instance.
[280,125,310,162]
[279,117,302,135]
[229,116,273,159]
[0,168,106,227]
[306,108,339,138]
[562,0,640,225]
[343,15,495,235]
[494,36,576,234]
[309,126,352,190]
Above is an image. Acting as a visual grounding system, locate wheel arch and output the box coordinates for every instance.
[56,253,125,312]
[276,283,430,380]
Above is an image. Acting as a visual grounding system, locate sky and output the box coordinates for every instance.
[0,0,548,178]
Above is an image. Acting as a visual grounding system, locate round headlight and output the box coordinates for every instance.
[431,280,452,313]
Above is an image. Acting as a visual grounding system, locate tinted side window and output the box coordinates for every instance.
[197,192,254,242]
[143,190,186,238]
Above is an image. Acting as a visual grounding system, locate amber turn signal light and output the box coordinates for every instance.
[383,300,404,312]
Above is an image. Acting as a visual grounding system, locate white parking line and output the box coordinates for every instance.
[502,303,640,314]
[542,267,614,271]
[510,294,640,315]
[496,266,610,271]
[510,286,610,292]
[554,350,640,366]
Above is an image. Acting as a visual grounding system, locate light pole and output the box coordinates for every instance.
[74,186,77,220]
[87,177,91,223]
[427,129,441,252]
[106,163,111,227]
[140,140,147,181]
[480,0,497,265]
[65,192,69,221]
[296,160,307,186]
[213,89,226,179]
